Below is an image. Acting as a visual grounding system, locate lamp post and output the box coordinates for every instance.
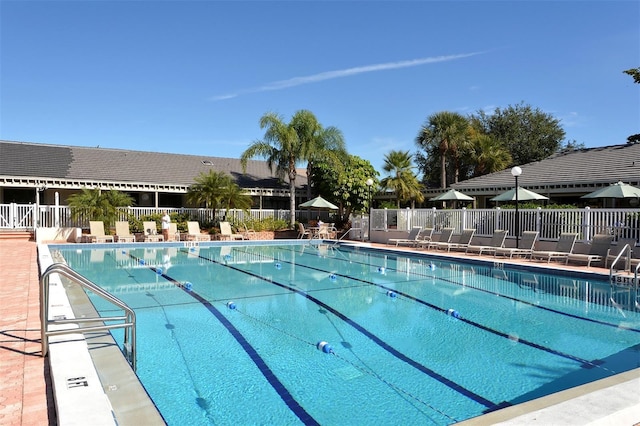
[366,178,373,241]
[511,166,522,248]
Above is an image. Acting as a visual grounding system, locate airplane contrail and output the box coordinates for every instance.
[210,51,485,101]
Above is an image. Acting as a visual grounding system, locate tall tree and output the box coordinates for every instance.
[309,154,378,223]
[186,170,234,219]
[241,110,344,228]
[380,150,424,208]
[623,67,640,143]
[67,188,134,227]
[415,111,470,188]
[470,102,565,166]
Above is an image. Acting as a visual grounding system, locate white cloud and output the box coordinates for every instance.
[210,52,486,101]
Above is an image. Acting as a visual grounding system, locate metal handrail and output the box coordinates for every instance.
[609,244,632,282]
[40,263,136,371]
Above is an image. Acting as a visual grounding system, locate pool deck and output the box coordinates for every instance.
[1,239,639,425]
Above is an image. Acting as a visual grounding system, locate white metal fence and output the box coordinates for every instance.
[0,204,335,230]
[4,203,640,243]
[370,207,640,242]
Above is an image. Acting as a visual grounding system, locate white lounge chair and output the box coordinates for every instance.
[86,221,114,243]
[388,226,422,247]
[530,233,578,263]
[115,221,136,243]
[219,221,245,240]
[185,221,210,241]
[566,234,614,267]
[143,221,164,242]
[494,231,539,259]
[465,230,508,256]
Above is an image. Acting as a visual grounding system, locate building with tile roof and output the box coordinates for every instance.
[0,140,308,208]
[439,143,640,208]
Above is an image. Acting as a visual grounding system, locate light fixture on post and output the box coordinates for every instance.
[366,178,373,241]
[511,166,522,248]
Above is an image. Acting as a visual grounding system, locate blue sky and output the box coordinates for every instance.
[1,1,638,174]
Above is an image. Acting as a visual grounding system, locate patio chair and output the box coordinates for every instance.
[465,230,508,256]
[114,221,136,243]
[219,221,245,240]
[184,221,210,241]
[494,231,538,259]
[298,223,311,239]
[317,223,337,239]
[530,232,578,263]
[434,228,476,252]
[86,221,114,243]
[143,221,164,242]
[388,226,422,247]
[419,227,454,250]
[566,234,614,267]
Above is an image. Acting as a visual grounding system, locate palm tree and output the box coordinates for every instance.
[241,110,345,228]
[186,170,234,219]
[380,150,424,208]
[67,188,134,227]
[292,111,347,199]
[415,111,470,188]
[470,133,512,176]
[221,183,253,212]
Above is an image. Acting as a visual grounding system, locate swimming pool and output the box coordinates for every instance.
[55,242,640,425]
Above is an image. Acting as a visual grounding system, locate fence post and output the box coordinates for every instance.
[461,207,467,230]
[496,207,501,231]
[536,207,542,237]
[583,207,591,242]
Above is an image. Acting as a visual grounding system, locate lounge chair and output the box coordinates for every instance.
[419,227,454,250]
[298,223,311,239]
[494,231,539,259]
[604,238,636,269]
[465,230,508,256]
[143,221,164,242]
[434,228,476,252]
[86,221,114,243]
[167,223,181,242]
[388,226,423,247]
[115,221,136,243]
[184,221,210,241]
[530,232,578,263]
[219,221,245,240]
[565,234,614,267]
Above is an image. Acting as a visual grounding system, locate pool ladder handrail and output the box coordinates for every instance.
[608,244,640,308]
[40,263,137,371]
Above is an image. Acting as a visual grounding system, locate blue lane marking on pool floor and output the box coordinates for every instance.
[183,249,498,411]
[126,252,321,426]
[235,247,620,373]
[288,246,640,334]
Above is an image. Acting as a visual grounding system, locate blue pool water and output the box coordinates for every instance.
[55,242,640,425]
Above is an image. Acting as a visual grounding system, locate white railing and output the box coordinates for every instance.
[370,207,640,242]
[0,204,335,231]
[4,203,640,243]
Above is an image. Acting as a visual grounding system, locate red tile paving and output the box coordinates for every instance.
[0,239,55,425]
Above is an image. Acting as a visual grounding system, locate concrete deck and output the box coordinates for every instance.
[1,239,639,425]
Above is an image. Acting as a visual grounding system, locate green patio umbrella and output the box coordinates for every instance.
[299,195,339,210]
[581,181,640,199]
[430,189,474,202]
[491,187,549,202]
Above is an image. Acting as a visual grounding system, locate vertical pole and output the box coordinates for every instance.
[515,175,520,248]
[368,185,372,241]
